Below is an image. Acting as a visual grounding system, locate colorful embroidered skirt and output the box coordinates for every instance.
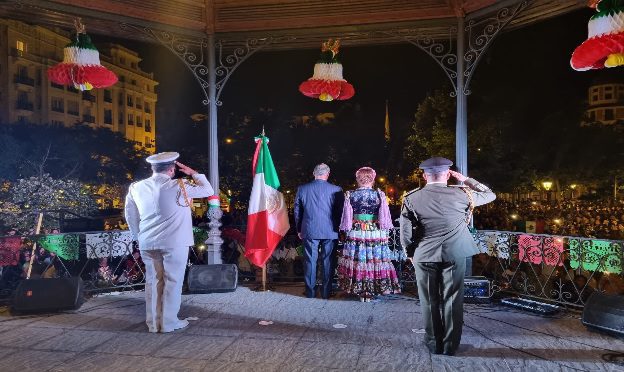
[337,220,401,297]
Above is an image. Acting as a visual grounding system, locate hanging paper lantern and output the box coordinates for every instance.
[48,19,117,91]
[299,39,355,101]
[571,0,624,71]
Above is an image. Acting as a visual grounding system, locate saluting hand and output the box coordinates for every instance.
[449,170,467,182]
[175,161,198,176]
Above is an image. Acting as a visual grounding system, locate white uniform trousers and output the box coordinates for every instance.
[141,246,188,332]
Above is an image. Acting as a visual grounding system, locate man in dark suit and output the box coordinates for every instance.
[399,157,495,355]
[294,163,343,299]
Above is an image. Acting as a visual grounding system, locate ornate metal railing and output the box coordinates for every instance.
[470,230,623,308]
[1,228,621,308]
[0,230,206,297]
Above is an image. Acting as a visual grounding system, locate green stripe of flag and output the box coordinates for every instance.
[254,135,280,189]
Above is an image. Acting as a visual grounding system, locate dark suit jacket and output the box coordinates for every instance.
[294,179,343,239]
[399,178,496,262]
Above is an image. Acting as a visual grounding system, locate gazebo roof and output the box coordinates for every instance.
[2,0,587,48]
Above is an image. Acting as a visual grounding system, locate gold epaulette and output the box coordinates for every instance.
[404,188,420,197]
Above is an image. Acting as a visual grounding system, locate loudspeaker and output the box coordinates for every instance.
[582,292,624,336]
[13,277,84,313]
[187,264,237,293]
[464,276,490,303]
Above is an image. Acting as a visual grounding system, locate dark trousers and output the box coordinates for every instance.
[303,238,336,299]
[414,259,466,354]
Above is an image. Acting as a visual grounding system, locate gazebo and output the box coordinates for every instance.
[1,0,587,262]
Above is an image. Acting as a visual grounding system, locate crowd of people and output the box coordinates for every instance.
[473,199,624,240]
[0,237,62,292]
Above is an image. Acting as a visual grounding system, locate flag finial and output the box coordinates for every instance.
[262,126,265,136]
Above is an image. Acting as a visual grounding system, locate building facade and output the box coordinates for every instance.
[0,19,157,152]
[584,77,624,126]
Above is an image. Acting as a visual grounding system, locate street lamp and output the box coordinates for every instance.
[570,184,577,199]
[542,181,553,203]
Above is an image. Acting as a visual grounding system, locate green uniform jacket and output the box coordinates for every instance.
[399,178,496,262]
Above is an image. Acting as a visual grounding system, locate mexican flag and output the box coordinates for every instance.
[244,134,290,267]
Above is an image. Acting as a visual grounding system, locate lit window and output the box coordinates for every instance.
[16,40,25,52]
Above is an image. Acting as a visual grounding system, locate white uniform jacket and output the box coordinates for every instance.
[124,173,213,250]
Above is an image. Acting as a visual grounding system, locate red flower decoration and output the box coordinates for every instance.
[299,39,354,101]
[48,64,118,89]
[571,1,624,70]
[47,19,117,90]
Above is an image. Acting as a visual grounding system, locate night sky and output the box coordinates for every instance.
[99,6,603,172]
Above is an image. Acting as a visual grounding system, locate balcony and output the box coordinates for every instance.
[145,126,152,133]
[82,114,95,123]
[82,92,96,102]
[68,86,79,94]
[145,108,152,114]
[14,75,35,86]
[16,101,33,111]
[51,82,65,90]
[68,110,79,116]
[104,96,112,103]
[136,104,143,110]
[51,106,64,113]
[136,121,143,128]
[128,120,134,126]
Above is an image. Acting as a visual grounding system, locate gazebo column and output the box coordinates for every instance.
[205,33,224,264]
[455,16,471,275]
[393,3,531,275]
[455,15,468,176]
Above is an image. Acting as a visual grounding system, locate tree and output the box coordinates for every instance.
[0,174,98,233]
[0,122,149,185]
[404,88,456,171]
[0,122,152,232]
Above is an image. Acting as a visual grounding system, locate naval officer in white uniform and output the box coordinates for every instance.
[125,152,213,333]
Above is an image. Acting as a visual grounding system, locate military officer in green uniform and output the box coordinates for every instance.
[399,157,495,355]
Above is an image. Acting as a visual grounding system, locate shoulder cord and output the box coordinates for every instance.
[177,178,191,208]
[460,186,475,224]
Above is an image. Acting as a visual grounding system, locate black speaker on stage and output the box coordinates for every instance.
[582,292,624,336]
[13,277,84,313]
[187,264,237,293]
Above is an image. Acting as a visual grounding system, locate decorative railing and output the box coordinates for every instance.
[470,230,623,308]
[1,228,621,308]
[14,74,34,86]
[0,231,143,296]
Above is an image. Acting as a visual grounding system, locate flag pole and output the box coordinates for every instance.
[254,263,271,292]
[27,212,44,280]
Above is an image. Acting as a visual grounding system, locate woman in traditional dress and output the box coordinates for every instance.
[337,167,401,302]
